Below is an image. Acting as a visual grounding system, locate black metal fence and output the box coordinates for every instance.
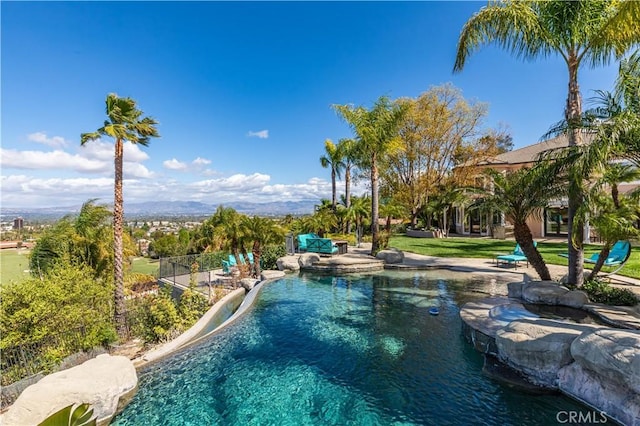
[0,327,110,408]
[159,252,226,280]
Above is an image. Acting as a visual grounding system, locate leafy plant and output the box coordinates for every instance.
[582,279,639,306]
[260,244,287,270]
[38,403,96,426]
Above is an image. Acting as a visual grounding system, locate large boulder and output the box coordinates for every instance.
[571,329,640,393]
[276,256,300,272]
[521,281,569,305]
[507,281,524,299]
[240,278,260,291]
[375,248,404,264]
[495,319,600,387]
[558,361,640,426]
[298,253,320,268]
[558,290,589,308]
[3,354,137,425]
[261,270,286,281]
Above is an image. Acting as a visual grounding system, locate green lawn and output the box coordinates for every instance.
[130,257,160,276]
[389,235,640,280]
[0,249,32,285]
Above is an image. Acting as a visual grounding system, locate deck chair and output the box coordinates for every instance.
[496,242,536,269]
[583,240,632,276]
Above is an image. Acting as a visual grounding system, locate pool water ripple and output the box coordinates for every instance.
[114,271,588,425]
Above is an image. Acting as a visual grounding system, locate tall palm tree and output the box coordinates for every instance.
[320,139,345,211]
[337,138,357,233]
[454,0,640,286]
[81,93,159,336]
[478,164,566,280]
[242,216,284,277]
[334,96,407,254]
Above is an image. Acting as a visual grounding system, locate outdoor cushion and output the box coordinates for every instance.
[297,233,320,251]
[306,238,339,255]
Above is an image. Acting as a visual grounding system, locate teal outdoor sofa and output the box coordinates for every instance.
[296,233,338,255]
[306,238,339,255]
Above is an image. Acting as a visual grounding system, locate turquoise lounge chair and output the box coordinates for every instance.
[307,238,339,255]
[574,240,632,276]
[496,242,536,269]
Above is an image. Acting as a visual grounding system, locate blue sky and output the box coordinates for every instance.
[1,1,620,209]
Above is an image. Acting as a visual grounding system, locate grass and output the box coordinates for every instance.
[389,235,640,280]
[0,252,160,285]
[0,249,32,285]
[130,257,160,276]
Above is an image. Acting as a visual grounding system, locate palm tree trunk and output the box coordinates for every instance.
[514,222,551,281]
[113,138,126,337]
[252,241,262,278]
[331,168,337,211]
[566,59,585,287]
[345,167,352,233]
[588,245,611,280]
[371,153,380,255]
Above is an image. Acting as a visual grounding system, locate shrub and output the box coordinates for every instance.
[582,279,639,306]
[178,288,208,327]
[130,293,180,343]
[260,244,287,270]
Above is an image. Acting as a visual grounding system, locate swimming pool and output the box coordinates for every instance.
[114,270,587,425]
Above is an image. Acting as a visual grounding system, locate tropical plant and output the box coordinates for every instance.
[29,200,114,279]
[342,195,371,245]
[320,139,346,211]
[242,216,284,277]
[334,96,407,254]
[454,0,640,287]
[39,403,96,426]
[81,93,159,336]
[338,138,357,233]
[476,163,566,280]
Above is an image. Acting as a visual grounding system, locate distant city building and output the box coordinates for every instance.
[13,217,23,230]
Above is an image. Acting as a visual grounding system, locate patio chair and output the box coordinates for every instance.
[496,242,536,269]
[583,240,632,276]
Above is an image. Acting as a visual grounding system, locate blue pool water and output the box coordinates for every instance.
[114,271,586,425]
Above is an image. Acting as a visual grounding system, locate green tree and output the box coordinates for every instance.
[242,216,284,277]
[1,260,116,351]
[334,96,407,254]
[477,164,566,280]
[29,200,113,279]
[337,138,357,233]
[320,139,346,211]
[454,0,640,286]
[387,85,488,227]
[81,93,159,336]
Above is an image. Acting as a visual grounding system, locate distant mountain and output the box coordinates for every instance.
[1,200,318,221]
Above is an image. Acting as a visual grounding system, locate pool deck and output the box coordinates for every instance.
[347,243,640,297]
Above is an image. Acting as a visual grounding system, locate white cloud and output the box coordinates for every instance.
[163,158,188,171]
[0,172,336,209]
[28,132,70,148]
[1,148,108,173]
[2,140,153,178]
[192,157,211,166]
[247,130,269,139]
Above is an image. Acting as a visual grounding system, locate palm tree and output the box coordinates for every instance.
[334,96,407,254]
[210,206,245,265]
[478,164,566,280]
[379,199,406,233]
[338,138,357,233]
[343,195,371,246]
[81,93,159,336]
[242,216,284,277]
[454,0,640,287]
[320,139,345,211]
